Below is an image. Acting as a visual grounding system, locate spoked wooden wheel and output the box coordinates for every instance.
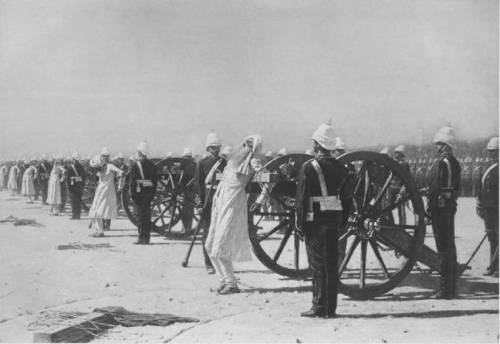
[247,154,313,279]
[337,151,426,299]
[154,158,201,238]
[122,157,200,239]
[81,171,98,209]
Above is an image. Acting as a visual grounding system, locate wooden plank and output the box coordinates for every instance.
[33,312,116,343]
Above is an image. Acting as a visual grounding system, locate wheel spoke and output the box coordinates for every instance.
[377,194,411,217]
[255,215,264,227]
[294,231,300,270]
[152,201,173,224]
[258,220,289,242]
[338,236,361,275]
[362,169,370,208]
[359,240,367,288]
[377,224,419,230]
[369,239,390,279]
[368,172,392,210]
[273,227,292,263]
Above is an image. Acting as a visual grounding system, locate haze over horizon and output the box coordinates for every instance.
[0,0,498,159]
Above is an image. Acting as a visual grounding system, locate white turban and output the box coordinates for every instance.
[72,152,80,160]
[433,126,454,147]
[487,137,499,150]
[278,148,287,156]
[380,147,389,155]
[394,145,405,153]
[136,141,149,156]
[206,132,222,148]
[90,155,103,168]
[312,123,336,150]
[101,147,110,156]
[235,134,263,175]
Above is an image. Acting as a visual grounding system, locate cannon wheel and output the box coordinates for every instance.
[122,157,200,239]
[247,151,426,299]
[247,154,313,279]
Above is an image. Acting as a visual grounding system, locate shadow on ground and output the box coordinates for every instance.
[341,309,498,318]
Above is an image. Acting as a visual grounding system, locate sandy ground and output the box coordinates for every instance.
[0,192,498,343]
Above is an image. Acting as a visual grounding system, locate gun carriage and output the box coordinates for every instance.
[121,157,200,238]
[247,151,467,299]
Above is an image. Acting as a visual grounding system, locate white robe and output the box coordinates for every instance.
[205,163,253,262]
[21,165,36,196]
[89,164,122,219]
[47,165,64,205]
[7,165,20,192]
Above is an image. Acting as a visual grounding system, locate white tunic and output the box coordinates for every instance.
[7,165,20,192]
[89,164,122,219]
[0,165,8,188]
[205,163,253,262]
[47,165,64,205]
[21,165,37,196]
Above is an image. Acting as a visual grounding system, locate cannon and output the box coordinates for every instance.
[247,151,469,299]
[121,157,200,238]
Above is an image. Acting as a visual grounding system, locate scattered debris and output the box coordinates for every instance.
[56,242,112,251]
[0,215,44,227]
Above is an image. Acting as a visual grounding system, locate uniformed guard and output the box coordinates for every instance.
[296,123,349,318]
[476,137,498,276]
[129,141,158,244]
[67,152,85,220]
[194,132,227,274]
[427,126,461,299]
[37,154,51,204]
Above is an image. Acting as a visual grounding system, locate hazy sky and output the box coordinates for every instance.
[0,0,498,159]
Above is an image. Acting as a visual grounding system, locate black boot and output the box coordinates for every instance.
[300,308,325,318]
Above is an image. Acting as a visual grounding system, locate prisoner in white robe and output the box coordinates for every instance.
[205,135,263,290]
[21,164,37,198]
[89,162,123,235]
[0,164,8,189]
[7,164,20,195]
[47,162,65,212]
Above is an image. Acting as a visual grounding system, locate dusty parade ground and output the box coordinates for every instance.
[0,191,498,343]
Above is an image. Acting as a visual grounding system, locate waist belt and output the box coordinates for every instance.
[310,195,342,211]
[308,160,343,218]
[70,176,83,182]
[137,179,153,187]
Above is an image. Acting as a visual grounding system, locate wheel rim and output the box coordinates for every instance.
[247,154,313,278]
[337,151,426,299]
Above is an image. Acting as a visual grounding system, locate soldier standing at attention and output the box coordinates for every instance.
[67,152,85,220]
[296,123,348,318]
[476,137,498,276]
[129,141,157,245]
[194,132,227,274]
[427,126,461,299]
[37,154,51,204]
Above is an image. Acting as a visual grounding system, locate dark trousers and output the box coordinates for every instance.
[304,218,339,316]
[431,208,457,296]
[181,192,195,231]
[484,209,499,272]
[201,200,214,269]
[59,182,67,212]
[134,200,152,243]
[69,190,82,219]
[39,180,48,204]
